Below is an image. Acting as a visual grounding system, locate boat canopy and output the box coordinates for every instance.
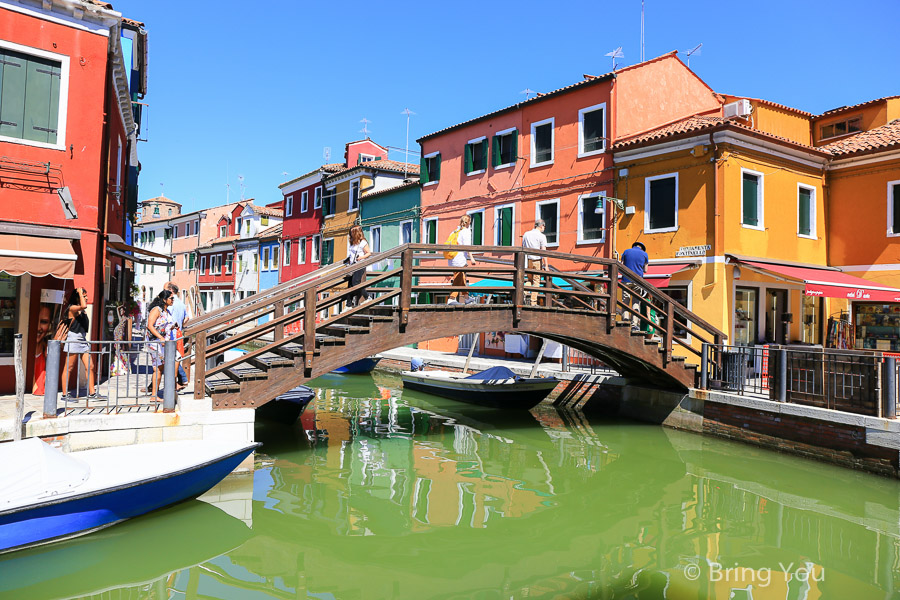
[0,438,90,509]
[465,366,520,381]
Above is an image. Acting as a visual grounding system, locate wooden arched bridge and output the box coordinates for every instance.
[183,244,725,410]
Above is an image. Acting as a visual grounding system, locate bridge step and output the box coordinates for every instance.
[225,361,268,382]
[325,324,370,335]
[348,313,394,324]
[249,352,294,369]
[272,343,318,360]
[206,372,241,394]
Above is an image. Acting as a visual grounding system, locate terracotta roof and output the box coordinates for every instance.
[822,119,900,156]
[278,163,345,188]
[244,203,283,218]
[257,224,283,240]
[325,159,420,179]
[360,180,419,200]
[818,96,900,118]
[199,235,240,250]
[121,16,144,27]
[345,138,387,150]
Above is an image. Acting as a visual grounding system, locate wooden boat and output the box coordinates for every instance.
[400,365,558,410]
[0,438,259,554]
[332,356,382,374]
[255,385,315,424]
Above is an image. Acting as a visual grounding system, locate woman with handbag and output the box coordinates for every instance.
[61,288,98,399]
[145,290,176,400]
[347,225,372,307]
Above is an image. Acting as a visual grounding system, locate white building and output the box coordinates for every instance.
[233,203,283,300]
[133,196,180,305]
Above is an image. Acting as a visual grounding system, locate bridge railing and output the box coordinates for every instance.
[184,244,727,399]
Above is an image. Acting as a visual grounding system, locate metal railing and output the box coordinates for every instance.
[42,337,179,417]
[700,343,898,418]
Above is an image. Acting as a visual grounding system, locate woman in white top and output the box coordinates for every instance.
[448,214,476,304]
[347,225,372,306]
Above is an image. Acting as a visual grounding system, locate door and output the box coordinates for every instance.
[765,289,788,344]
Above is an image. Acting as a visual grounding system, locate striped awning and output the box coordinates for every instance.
[0,234,77,279]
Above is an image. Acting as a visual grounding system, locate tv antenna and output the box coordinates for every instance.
[605,47,624,70]
[323,147,331,161]
[640,0,645,62]
[684,43,702,67]
[359,118,371,137]
[520,88,536,101]
[159,182,164,198]
[238,175,245,201]
[401,108,416,180]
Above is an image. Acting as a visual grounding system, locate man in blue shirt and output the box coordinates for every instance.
[621,242,648,282]
[619,242,654,335]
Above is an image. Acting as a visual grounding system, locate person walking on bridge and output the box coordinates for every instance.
[447,215,476,305]
[165,282,189,390]
[620,242,649,332]
[522,220,548,306]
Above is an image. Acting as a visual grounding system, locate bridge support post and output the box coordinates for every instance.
[700,343,709,389]
[513,251,525,326]
[163,339,176,413]
[274,300,284,341]
[883,357,897,419]
[193,334,206,400]
[304,288,316,373]
[43,339,61,418]
[777,347,788,402]
[607,263,618,335]
[664,302,674,364]
[400,249,412,330]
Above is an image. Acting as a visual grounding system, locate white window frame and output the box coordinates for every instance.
[466,208,485,246]
[423,217,438,247]
[0,40,70,151]
[285,195,293,217]
[465,136,487,176]
[530,117,555,168]
[644,173,679,234]
[263,247,270,270]
[284,240,292,266]
[200,256,207,274]
[298,237,306,264]
[312,235,321,263]
[370,226,382,253]
[888,180,900,237]
[577,193,607,244]
[797,183,817,239]
[359,153,375,164]
[219,225,227,238]
[494,127,517,170]
[578,102,607,158]
[300,190,308,213]
[493,203,516,246]
[536,199,560,247]
[314,186,323,209]
[225,253,233,274]
[323,237,334,265]
[423,151,440,187]
[349,181,360,212]
[740,168,765,231]
[400,219,414,245]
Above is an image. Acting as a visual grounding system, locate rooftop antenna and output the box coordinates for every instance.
[281,171,289,178]
[323,146,331,162]
[359,118,371,137]
[640,0,645,62]
[238,175,245,201]
[520,88,536,101]
[605,47,624,70]
[401,108,415,180]
[159,182,164,198]
[226,160,229,203]
[684,43,702,67]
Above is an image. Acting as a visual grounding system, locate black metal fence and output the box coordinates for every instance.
[700,344,898,418]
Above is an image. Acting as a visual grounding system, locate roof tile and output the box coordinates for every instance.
[822,119,900,156]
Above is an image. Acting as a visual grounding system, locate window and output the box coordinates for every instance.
[530,119,554,167]
[153,205,160,216]
[261,215,269,226]
[225,254,233,274]
[0,45,69,148]
[666,285,691,339]
[370,226,382,253]
[798,184,816,238]
[424,218,438,245]
[323,188,336,217]
[223,291,231,306]
[494,204,514,246]
[492,129,517,168]
[578,194,606,243]
[314,186,323,209]
[263,247,270,270]
[300,191,308,213]
[359,153,375,164]
[741,170,763,230]
[465,137,488,174]
[286,195,293,217]
[400,220,413,245]
[299,237,307,264]
[219,225,227,237]
[734,287,758,346]
[149,231,155,244]
[468,210,484,245]
[245,219,251,235]
[164,228,172,241]
[322,238,334,265]
[283,240,292,265]
[889,181,900,236]
[537,200,559,245]
[645,174,678,233]
[349,181,360,211]
[421,152,441,185]
[312,235,321,262]
[252,252,258,272]
[821,116,862,140]
[272,245,279,266]
[579,103,606,156]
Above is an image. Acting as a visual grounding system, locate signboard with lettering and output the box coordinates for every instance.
[675,245,711,257]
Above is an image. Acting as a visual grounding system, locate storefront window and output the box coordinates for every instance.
[801,295,822,345]
[0,274,18,356]
[854,303,900,351]
[734,287,758,346]
[765,289,789,344]
[666,285,690,338]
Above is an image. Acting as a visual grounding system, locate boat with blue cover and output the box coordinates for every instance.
[0,438,259,554]
[255,385,315,424]
[400,365,558,410]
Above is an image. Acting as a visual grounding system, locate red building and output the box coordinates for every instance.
[197,213,237,311]
[0,0,149,393]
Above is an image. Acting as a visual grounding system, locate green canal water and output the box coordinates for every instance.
[2,371,900,599]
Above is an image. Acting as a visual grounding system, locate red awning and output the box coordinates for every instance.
[644,263,697,288]
[0,234,76,279]
[742,261,900,302]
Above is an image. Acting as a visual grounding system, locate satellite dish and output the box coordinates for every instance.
[605,47,624,70]
[684,43,702,67]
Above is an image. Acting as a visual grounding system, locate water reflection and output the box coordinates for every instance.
[2,372,899,599]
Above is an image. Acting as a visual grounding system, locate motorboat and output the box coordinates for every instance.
[255,385,315,424]
[0,438,259,554]
[400,365,558,410]
[332,356,382,374]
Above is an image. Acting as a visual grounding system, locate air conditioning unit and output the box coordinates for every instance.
[724,99,752,119]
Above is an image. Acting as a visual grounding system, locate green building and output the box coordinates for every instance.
[359,180,421,253]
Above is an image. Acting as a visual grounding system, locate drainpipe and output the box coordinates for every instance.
[710,132,721,282]
[97,55,113,343]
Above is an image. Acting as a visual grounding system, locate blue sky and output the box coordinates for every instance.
[112,0,900,214]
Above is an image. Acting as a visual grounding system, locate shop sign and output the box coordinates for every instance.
[675,245,711,257]
[40,289,65,304]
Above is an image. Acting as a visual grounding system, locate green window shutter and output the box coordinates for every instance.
[436,154,441,181]
[420,155,428,184]
[500,207,512,246]
[23,55,59,144]
[427,220,437,244]
[742,173,759,227]
[0,49,26,140]
[189,253,195,269]
[472,212,482,245]
[481,140,488,170]
[464,144,473,173]
[798,188,811,236]
[511,131,518,163]
[492,136,500,167]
